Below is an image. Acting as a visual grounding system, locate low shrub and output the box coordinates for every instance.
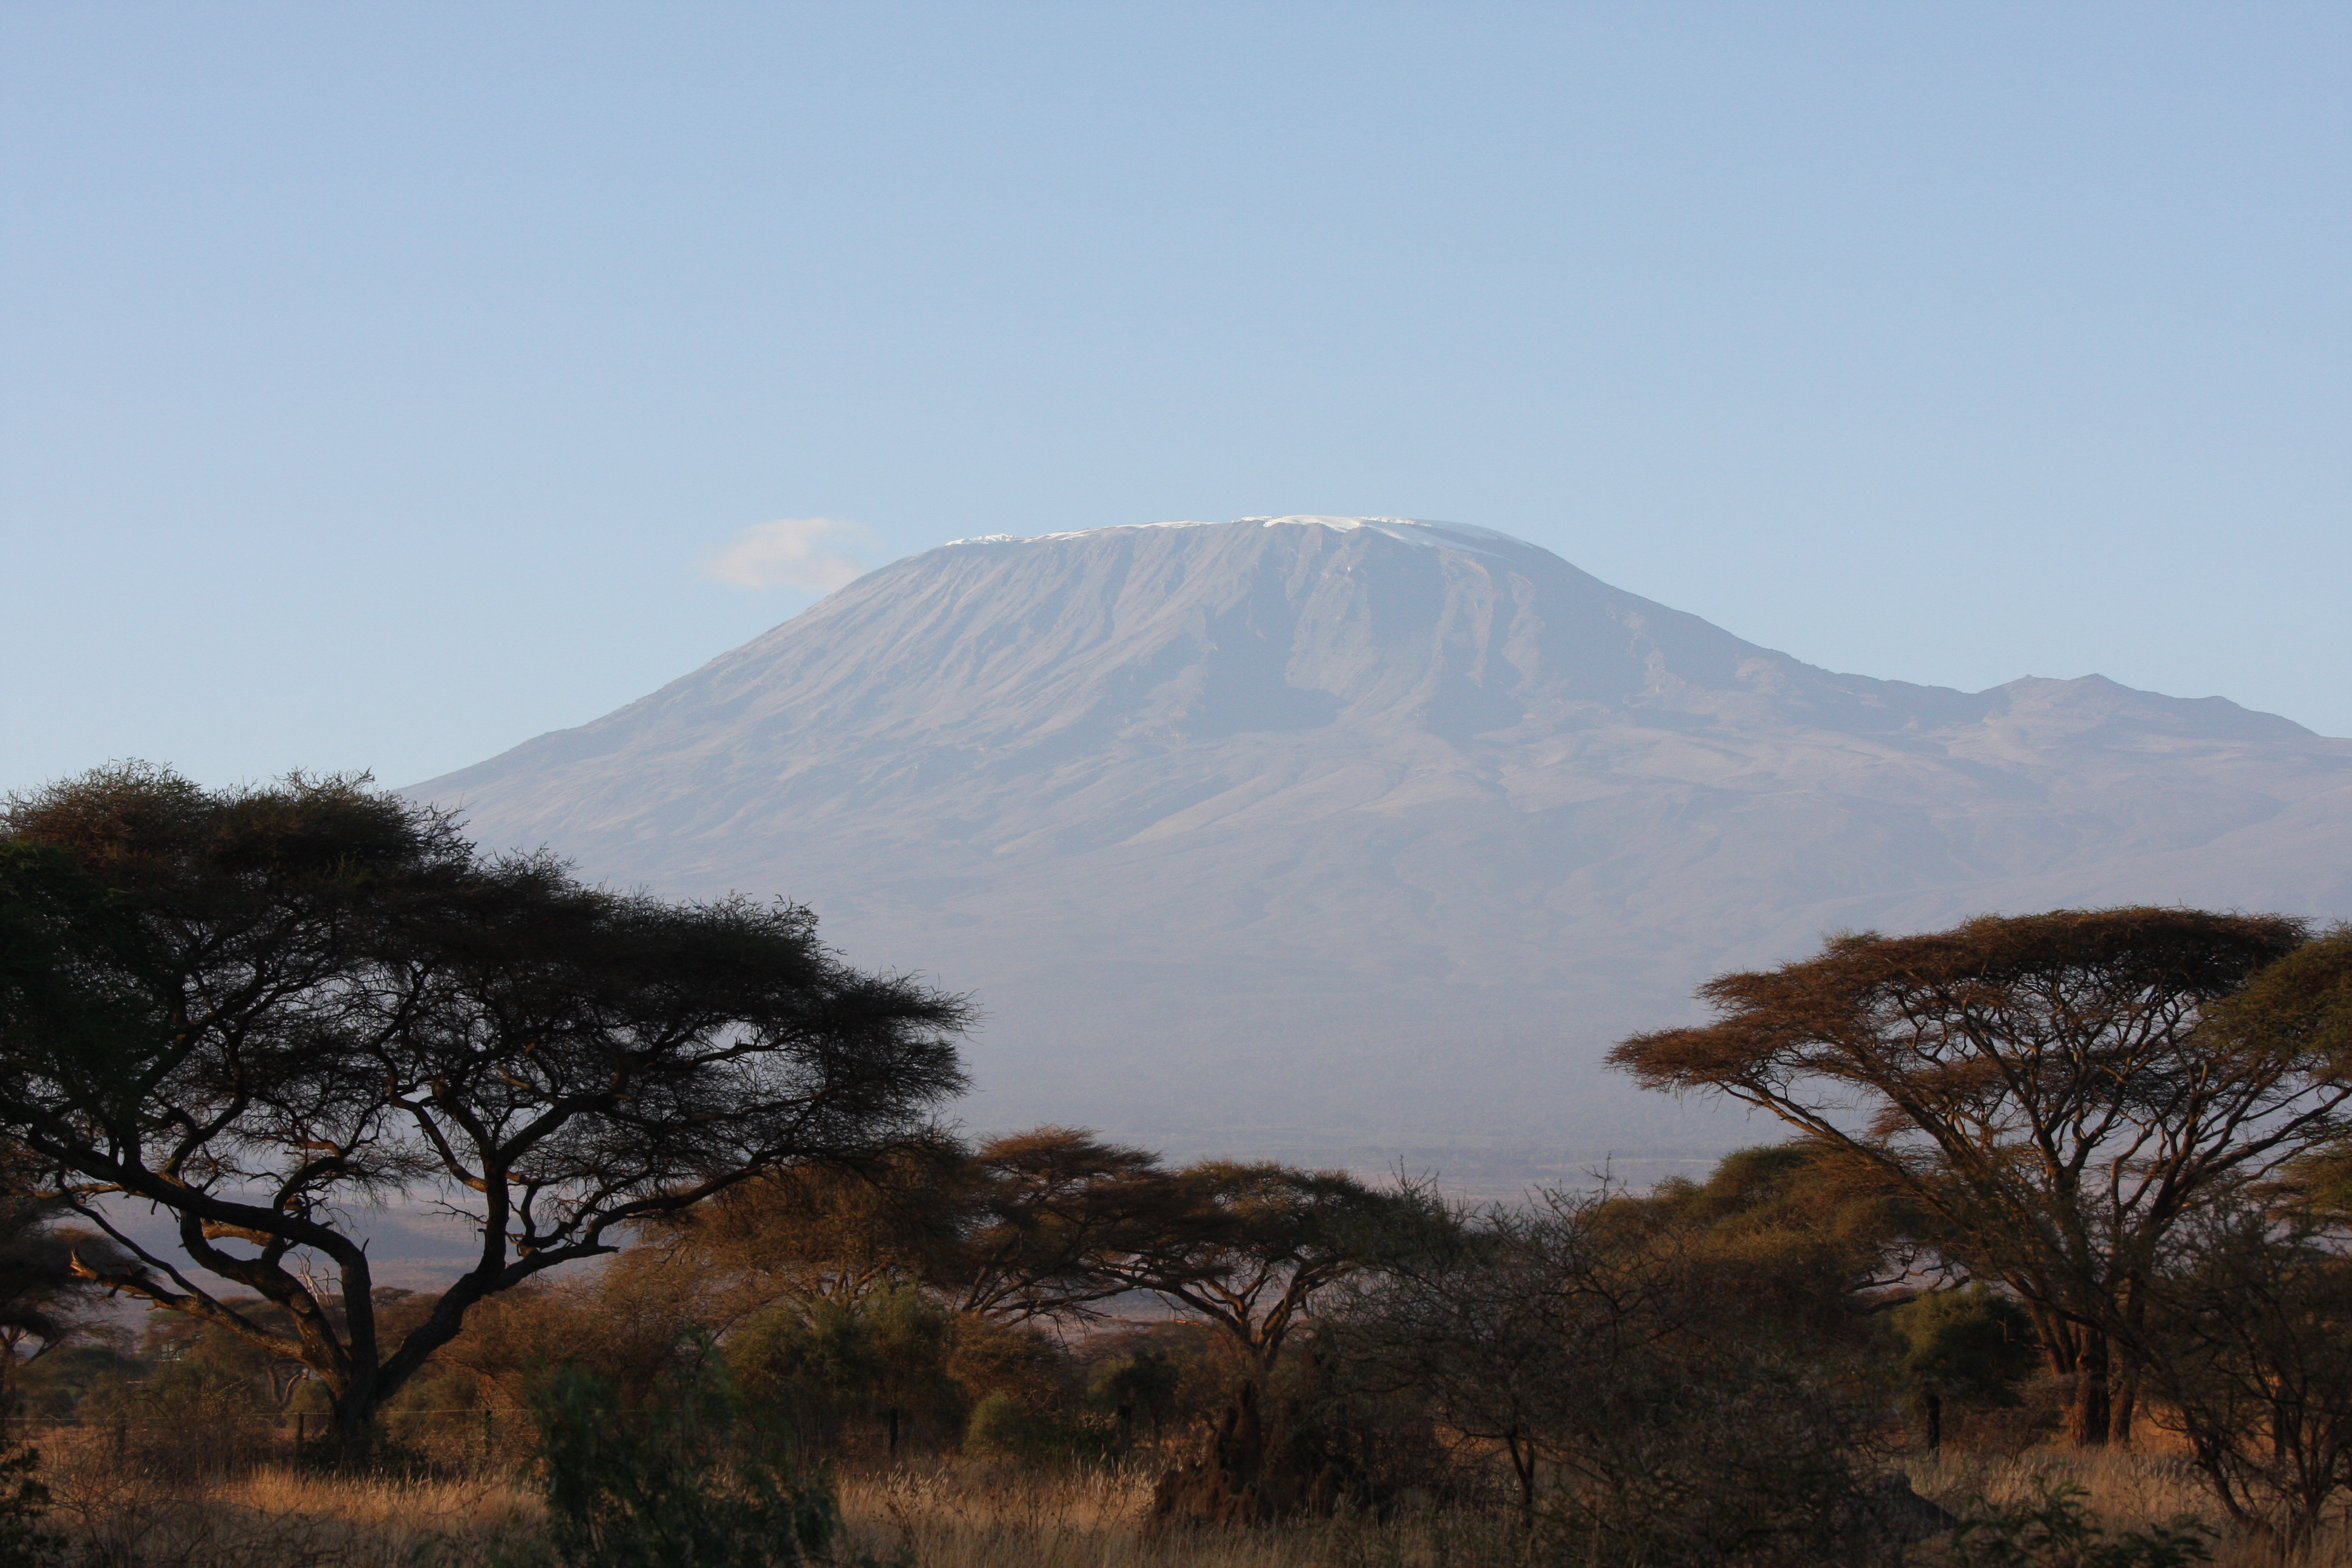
[1929,1480,2210,1568]
[0,1442,60,1568]
[961,1390,1117,1465]
[512,1364,856,1568]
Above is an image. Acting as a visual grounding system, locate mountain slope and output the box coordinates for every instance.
[416,517,2352,1169]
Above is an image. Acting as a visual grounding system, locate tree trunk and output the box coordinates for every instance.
[327,1369,382,1464]
[2026,1299,2075,1379]
[2108,1371,2136,1448]
[2066,1334,2111,1448]
[1504,1428,1536,1527]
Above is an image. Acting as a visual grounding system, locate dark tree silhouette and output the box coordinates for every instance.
[0,1144,122,1397]
[662,1127,1177,1326]
[2143,1198,2352,1549]
[943,1128,1177,1323]
[1102,1161,1429,1373]
[0,763,969,1452]
[1330,1180,1884,1547]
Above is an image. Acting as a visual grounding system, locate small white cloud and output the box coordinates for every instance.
[698,517,867,592]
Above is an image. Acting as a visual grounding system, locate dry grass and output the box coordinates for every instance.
[837,1461,1523,1567]
[20,1440,2352,1567]
[1908,1444,2215,1529]
[834,1448,2330,1567]
[1904,1445,2352,1567]
[833,1448,2352,1567]
[29,1428,540,1567]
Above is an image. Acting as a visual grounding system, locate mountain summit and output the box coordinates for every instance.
[416,517,2352,1169]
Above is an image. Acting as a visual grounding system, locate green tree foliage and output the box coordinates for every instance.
[2256,1143,2352,1221]
[728,1284,965,1449]
[1641,1142,1936,1336]
[9,1344,134,1423]
[448,1250,717,1413]
[939,1310,1070,1413]
[959,1390,1045,1460]
[1890,1287,2039,1407]
[1088,1345,1184,1440]
[1610,909,2347,1446]
[519,1365,849,1568]
[0,763,969,1454]
[958,1387,1115,1465]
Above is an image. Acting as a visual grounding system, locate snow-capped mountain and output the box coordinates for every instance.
[413,517,2352,1174]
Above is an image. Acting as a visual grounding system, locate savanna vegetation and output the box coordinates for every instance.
[3,767,2352,1565]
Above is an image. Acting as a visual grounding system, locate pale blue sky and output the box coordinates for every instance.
[5,3,2347,795]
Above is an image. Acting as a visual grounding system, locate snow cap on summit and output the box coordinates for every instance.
[944,515,1530,553]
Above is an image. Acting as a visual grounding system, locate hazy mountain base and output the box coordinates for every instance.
[80,1196,489,1300]
[415,518,2352,1168]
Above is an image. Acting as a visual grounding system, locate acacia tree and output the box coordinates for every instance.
[654,1141,1432,1376]
[661,1139,970,1321]
[662,1127,1178,1326]
[1609,907,2349,1445]
[1100,1161,1429,1374]
[942,1128,1178,1322]
[1638,1142,1936,1338]
[0,765,969,1452]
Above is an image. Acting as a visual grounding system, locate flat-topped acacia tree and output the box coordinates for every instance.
[1609,907,2352,1446]
[1097,1160,1434,1373]
[0,763,969,1452]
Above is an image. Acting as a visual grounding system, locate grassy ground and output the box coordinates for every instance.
[19,1436,2350,1567]
[1913,1445,2352,1567]
[845,1451,2349,1567]
[32,1438,540,1566]
[837,1463,1526,1567]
